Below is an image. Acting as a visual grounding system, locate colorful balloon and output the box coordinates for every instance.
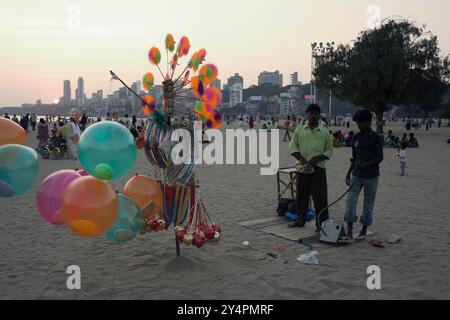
[141,95,156,115]
[78,121,137,180]
[165,33,175,52]
[123,175,163,218]
[36,170,81,225]
[190,76,203,98]
[106,194,144,243]
[62,176,119,237]
[0,144,39,197]
[203,86,222,111]
[177,36,190,57]
[143,72,155,90]
[199,64,218,86]
[198,49,206,62]
[190,52,200,72]
[0,118,26,146]
[148,47,161,65]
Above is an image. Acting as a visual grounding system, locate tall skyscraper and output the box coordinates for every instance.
[76,77,85,107]
[258,71,283,87]
[290,72,301,86]
[63,80,71,106]
[226,73,244,90]
[229,83,243,108]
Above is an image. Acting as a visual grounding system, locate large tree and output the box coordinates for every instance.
[314,19,450,133]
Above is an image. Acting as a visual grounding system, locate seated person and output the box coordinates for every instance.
[343,131,354,147]
[385,130,399,148]
[400,133,408,145]
[407,133,419,148]
[332,131,343,148]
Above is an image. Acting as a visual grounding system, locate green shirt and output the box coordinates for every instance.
[288,123,333,170]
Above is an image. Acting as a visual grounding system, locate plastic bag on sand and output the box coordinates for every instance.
[297,251,319,265]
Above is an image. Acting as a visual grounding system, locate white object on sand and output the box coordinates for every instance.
[242,241,250,247]
[297,251,319,265]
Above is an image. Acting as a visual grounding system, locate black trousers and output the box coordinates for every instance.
[296,167,329,227]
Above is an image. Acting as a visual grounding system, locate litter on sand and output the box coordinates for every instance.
[296,250,319,265]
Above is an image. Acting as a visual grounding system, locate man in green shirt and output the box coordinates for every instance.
[288,104,333,229]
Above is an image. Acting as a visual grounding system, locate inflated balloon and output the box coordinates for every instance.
[198,49,206,62]
[0,118,26,146]
[106,194,144,243]
[190,52,200,72]
[141,95,156,115]
[36,170,81,225]
[62,176,119,237]
[78,121,137,180]
[199,64,218,86]
[177,36,190,57]
[165,33,175,52]
[123,175,163,218]
[148,47,161,65]
[143,72,155,90]
[190,76,203,98]
[0,144,39,197]
[94,163,113,180]
[206,112,223,129]
[203,87,222,111]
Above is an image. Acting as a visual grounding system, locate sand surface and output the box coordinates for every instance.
[1,121,449,300]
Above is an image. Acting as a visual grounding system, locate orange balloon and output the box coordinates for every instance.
[123,175,163,218]
[61,176,119,237]
[0,118,26,146]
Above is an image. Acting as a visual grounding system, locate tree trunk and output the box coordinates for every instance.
[375,108,384,134]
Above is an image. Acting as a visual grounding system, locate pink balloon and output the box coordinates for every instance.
[36,170,81,225]
[76,169,89,177]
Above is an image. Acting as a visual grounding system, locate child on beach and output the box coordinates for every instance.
[397,142,407,176]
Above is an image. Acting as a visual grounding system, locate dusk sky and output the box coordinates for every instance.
[1,0,449,106]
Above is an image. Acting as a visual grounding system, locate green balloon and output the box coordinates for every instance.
[94,163,113,180]
[78,121,137,180]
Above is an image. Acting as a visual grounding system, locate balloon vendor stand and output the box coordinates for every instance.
[8,34,225,257]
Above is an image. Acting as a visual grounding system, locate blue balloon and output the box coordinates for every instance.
[0,144,39,197]
[78,121,137,180]
[106,194,144,243]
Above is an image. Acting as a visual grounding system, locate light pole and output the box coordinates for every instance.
[311,42,336,115]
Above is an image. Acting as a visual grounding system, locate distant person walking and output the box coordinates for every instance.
[66,114,81,160]
[30,114,37,131]
[283,116,292,142]
[249,115,254,129]
[397,142,407,176]
[36,118,49,149]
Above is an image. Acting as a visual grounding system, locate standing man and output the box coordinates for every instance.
[288,104,333,229]
[342,110,384,242]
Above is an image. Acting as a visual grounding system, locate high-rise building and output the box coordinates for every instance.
[131,81,141,113]
[258,71,283,87]
[229,83,243,108]
[63,80,71,106]
[226,73,244,91]
[76,77,85,106]
[290,72,301,86]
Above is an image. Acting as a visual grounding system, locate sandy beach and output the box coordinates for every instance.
[1,121,449,300]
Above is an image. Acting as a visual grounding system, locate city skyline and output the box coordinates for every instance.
[1,0,450,106]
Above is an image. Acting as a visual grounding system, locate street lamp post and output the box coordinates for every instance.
[311,42,336,116]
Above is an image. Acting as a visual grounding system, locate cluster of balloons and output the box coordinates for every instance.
[141,34,223,129]
[35,121,149,242]
[0,118,39,198]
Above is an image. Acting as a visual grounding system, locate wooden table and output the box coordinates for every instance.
[276,167,298,201]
